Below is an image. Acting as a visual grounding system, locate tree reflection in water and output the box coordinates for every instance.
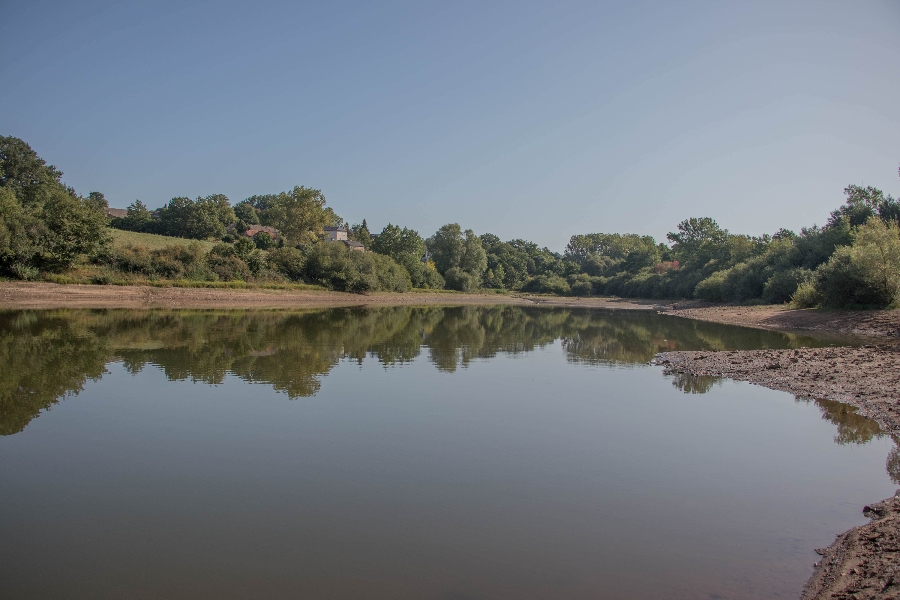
[1,306,894,482]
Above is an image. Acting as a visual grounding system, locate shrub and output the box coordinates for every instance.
[303,242,411,292]
[443,267,477,292]
[268,247,306,281]
[763,268,811,304]
[791,281,821,308]
[694,270,729,302]
[813,246,886,308]
[207,253,250,281]
[253,231,276,250]
[521,275,571,295]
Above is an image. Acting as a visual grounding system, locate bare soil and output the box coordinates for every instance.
[656,305,900,600]
[0,281,659,310]
[800,492,900,600]
[664,303,900,340]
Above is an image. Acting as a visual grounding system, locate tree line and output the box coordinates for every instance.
[1,135,898,307]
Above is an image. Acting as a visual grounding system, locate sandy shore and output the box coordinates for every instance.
[0,281,659,311]
[656,305,900,599]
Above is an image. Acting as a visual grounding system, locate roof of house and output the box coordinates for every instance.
[104,207,128,218]
[246,225,279,237]
[324,226,348,231]
[341,240,366,248]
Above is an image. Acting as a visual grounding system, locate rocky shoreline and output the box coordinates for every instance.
[655,305,900,599]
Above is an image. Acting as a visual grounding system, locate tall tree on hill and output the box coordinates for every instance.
[263,186,343,246]
[0,136,108,276]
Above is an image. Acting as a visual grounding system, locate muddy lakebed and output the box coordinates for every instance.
[1,306,897,600]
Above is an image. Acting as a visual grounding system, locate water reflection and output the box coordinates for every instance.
[0,306,876,438]
[1,306,896,600]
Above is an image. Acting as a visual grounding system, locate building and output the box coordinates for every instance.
[324,226,348,241]
[226,224,280,240]
[341,240,366,252]
[104,207,128,219]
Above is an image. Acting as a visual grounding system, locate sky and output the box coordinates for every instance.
[1,0,898,251]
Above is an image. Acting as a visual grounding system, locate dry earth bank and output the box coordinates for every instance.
[0,281,658,310]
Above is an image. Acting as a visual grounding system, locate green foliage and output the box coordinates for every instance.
[762,268,811,304]
[303,242,410,293]
[253,231,276,250]
[115,200,156,232]
[443,267,477,292]
[157,194,235,240]
[86,191,107,211]
[373,223,425,261]
[522,274,571,295]
[0,136,65,208]
[99,242,206,279]
[427,224,487,290]
[564,233,660,272]
[262,186,342,246]
[234,200,260,225]
[267,247,306,281]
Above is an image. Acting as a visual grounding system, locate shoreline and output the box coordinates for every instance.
[0,281,660,311]
[654,305,900,599]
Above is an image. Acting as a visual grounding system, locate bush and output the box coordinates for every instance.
[762,268,811,304]
[268,247,306,281]
[791,281,821,308]
[443,267,477,292]
[303,242,411,292]
[253,231,276,250]
[813,246,886,308]
[521,275,571,295]
[207,253,250,281]
[694,270,729,302]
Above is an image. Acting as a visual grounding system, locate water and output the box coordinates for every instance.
[0,306,896,600]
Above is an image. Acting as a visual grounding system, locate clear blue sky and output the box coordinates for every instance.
[2,0,898,251]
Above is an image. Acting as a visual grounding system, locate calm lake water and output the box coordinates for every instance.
[1,306,897,600]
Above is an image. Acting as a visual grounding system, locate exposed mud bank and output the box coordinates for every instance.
[664,304,900,340]
[800,491,900,600]
[0,282,659,310]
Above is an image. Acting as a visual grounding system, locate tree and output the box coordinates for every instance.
[86,191,108,211]
[234,200,260,225]
[0,136,65,208]
[117,200,154,232]
[263,186,342,246]
[157,194,234,240]
[373,224,426,261]
[667,218,729,267]
[426,224,487,282]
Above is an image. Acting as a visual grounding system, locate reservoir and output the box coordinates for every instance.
[1,307,896,599]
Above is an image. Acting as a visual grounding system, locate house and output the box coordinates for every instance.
[104,207,128,219]
[244,225,279,240]
[341,240,366,252]
[324,226,348,241]
[226,224,280,240]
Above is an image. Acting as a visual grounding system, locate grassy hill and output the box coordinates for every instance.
[109,228,217,252]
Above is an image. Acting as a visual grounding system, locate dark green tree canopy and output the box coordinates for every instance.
[0,136,65,208]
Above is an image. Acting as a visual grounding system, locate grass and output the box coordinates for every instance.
[108,228,217,252]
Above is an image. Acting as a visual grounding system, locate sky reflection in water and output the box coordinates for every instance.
[0,306,896,600]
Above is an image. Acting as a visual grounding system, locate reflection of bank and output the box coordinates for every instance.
[0,305,852,437]
[657,363,900,485]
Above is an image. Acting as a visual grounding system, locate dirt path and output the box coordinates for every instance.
[0,281,659,310]
[656,305,900,600]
